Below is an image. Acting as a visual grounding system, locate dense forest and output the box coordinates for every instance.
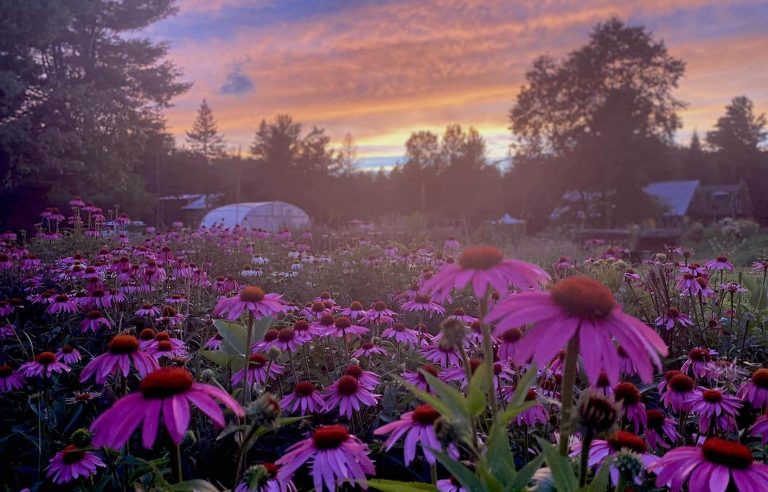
[1,2,766,231]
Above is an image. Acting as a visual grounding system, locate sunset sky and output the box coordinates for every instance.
[146,0,768,170]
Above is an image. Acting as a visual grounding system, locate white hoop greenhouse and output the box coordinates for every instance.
[200,201,310,231]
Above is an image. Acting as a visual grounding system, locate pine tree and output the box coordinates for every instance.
[186,100,226,161]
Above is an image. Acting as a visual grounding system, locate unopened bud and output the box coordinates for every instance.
[246,393,281,427]
[439,319,466,349]
[577,391,618,435]
[71,428,92,448]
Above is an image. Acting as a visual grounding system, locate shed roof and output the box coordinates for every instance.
[643,180,700,216]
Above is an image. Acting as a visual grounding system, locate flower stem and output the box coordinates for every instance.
[579,429,594,486]
[242,312,255,404]
[479,292,497,417]
[559,334,580,456]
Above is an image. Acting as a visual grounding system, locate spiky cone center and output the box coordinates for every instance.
[458,246,503,270]
[293,320,309,332]
[277,328,295,343]
[752,369,768,388]
[596,373,611,388]
[372,301,387,311]
[87,310,104,320]
[469,358,483,374]
[263,463,278,477]
[412,404,441,425]
[157,340,173,352]
[525,389,538,402]
[263,329,278,343]
[440,319,466,348]
[716,256,728,263]
[139,367,193,398]
[54,294,70,303]
[614,382,641,405]
[240,286,265,303]
[344,365,363,379]
[551,277,616,321]
[702,389,722,403]
[141,303,154,310]
[294,381,315,396]
[579,395,618,433]
[62,345,75,354]
[61,444,86,464]
[139,328,156,341]
[334,317,352,329]
[312,425,349,449]
[319,292,331,300]
[361,342,374,350]
[154,331,171,342]
[688,348,710,361]
[0,365,13,377]
[350,301,363,311]
[666,307,681,318]
[311,302,325,313]
[248,353,267,367]
[501,327,523,343]
[392,323,407,332]
[337,375,359,396]
[419,364,439,380]
[702,438,753,469]
[646,410,665,429]
[607,431,647,454]
[35,352,57,364]
[668,374,695,392]
[322,300,334,309]
[664,370,682,381]
[319,314,334,326]
[161,306,176,317]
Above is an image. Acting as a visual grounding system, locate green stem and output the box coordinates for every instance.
[479,292,497,416]
[242,312,255,404]
[559,334,580,456]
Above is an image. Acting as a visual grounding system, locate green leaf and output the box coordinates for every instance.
[253,316,273,342]
[213,319,247,354]
[201,350,246,370]
[537,438,578,492]
[584,458,611,492]
[169,479,219,491]
[505,453,544,492]
[498,401,538,427]
[367,479,438,492]
[400,381,452,417]
[421,370,469,418]
[485,415,515,481]
[433,450,484,492]
[467,360,489,416]
[509,365,538,407]
[476,462,504,492]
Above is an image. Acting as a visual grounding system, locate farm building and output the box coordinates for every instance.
[158,193,223,226]
[200,201,311,231]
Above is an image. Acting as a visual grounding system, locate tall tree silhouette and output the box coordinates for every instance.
[186,99,226,161]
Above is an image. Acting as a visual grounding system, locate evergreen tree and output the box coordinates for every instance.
[186,99,226,161]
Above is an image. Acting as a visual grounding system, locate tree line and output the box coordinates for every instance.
[1,2,766,230]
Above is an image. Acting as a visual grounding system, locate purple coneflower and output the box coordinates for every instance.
[47,294,78,314]
[614,382,646,433]
[705,255,734,271]
[401,294,445,317]
[654,307,693,330]
[650,438,768,492]
[236,463,296,492]
[340,301,367,321]
[421,342,461,367]
[324,316,368,338]
[514,389,549,426]
[46,444,105,484]
[446,308,477,325]
[204,332,224,350]
[365,300,397,325]
[276,425,375,492]
[738,368,768,409]
[402,364,442,393]
[487,276,668,385]
[645,409,679,450]
[81,310,111,333]
[80,335,158,384]
[749,410,768,444]
[661,373,699,413]
[381,322,419,345]
[91,367,243,448]
[135,303,161,317]
[344,364,380,390]
[570,431,658,485]
[691,388,742,434]
[352,342,389,359]
[280,381,325,415]
[0,364,25,392]
[497,327,523,361]
[214,286,288,321]
[56,345,82,364]
[65,391,102,405]
[374,404,445,464]
[323,374,380,418]
[421,245,549,298]
[681,347,715,378]
[20,352,71,378]
[232,353,283,386]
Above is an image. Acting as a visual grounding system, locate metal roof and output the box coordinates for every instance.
[643,180,700,216]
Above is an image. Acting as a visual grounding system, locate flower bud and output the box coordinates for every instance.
[71,428,93,448]
[439,319,466,349]
[577,391,618,435]
[246,393,281,428]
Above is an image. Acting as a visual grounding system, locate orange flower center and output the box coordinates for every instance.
[294,381,315,396]
[668,374,695,392]
[614,382,641,405]
[334,317,352,329]
[278,328,295,342]
[551,277,616,321]
[337,375,359,396]
[248,353,267,367]
[458,246,503,270]
[240,286,265,302]
[702,438,753,469]
[646,409,665,429]
[139,367,193,398]
[350,301,363,311]
[35,352,57,364]
[139,328,156,340]
[62,444,86,464]
[411,404,441,425]
[607,431,647,454]
[702,389,722,403]
[752,369,768,388]
[108,335,140,354]
[501,328,523,343]
[312,425,349,449]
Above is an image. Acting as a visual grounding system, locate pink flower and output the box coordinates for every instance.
[135,303,161,317]
[420,343,461,367]
[381,323,419,345]
[276,425,375,492]
[236,463,296,492]
[486,276,668,385]
[340,301,367,321]
[654,307,693,330]
[650,438,768,492]
[614,382,647,433]
[20,352,71,378]
[56,345,82,364]
[365,301,397,325]
[213,286,289,321]
[80,335,158,384]
[343,364,380,390]
[374,404,445,464]
[323,316,369,338]
[661,374,699,413]
[231,353,283,386]
[749,410,768,444]
[691,388,742,434]
[47,294,78,314]
[421,245,549,298]
[81,310,111,333]
[401,364,442,393]
[0,364,25,393]
[204,332,224,350]
[738,369,768,409]
[570,431,658,486]
[351,342,389,359]
[281,381,326,415]
[513,389,549,426]
[91,367,243,448]
[705,255,734,271]
[46,445,105,484]
[323,374,380,418]
[273,328,305,352]
[645,409,679,450]
[401,294,445,317]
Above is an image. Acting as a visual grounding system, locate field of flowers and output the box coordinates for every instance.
[1,202,767,492]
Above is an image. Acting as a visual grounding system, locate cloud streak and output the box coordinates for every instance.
[158,0,768,159]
